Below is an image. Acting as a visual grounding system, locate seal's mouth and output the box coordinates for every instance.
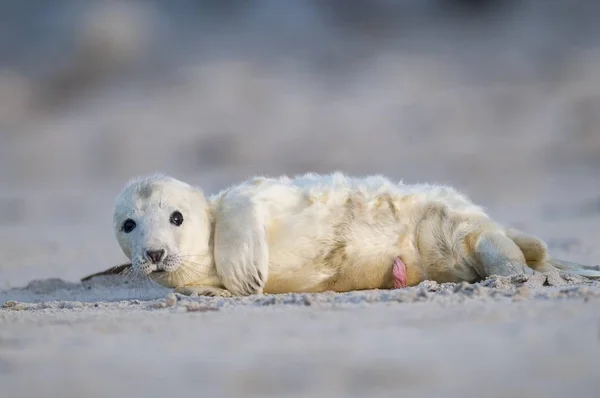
[150,270,167,274]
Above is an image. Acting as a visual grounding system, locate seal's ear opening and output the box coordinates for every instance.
[80,263,132,282]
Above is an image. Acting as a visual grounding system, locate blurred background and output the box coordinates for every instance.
[1,0,599,287]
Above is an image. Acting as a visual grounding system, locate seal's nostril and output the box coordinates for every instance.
[145,249,166,264]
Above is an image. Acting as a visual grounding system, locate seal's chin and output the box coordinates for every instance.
[145,261,212,289]
[147,267,181,288]
[150,270,167,275]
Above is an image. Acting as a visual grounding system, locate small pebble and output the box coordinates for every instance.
[184,302,219,312]
[2,300,17,308]
[165,293,177,307]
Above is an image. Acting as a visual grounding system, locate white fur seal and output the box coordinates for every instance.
[82,172,600,296]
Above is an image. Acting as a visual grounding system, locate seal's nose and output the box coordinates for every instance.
[145,249,166,264]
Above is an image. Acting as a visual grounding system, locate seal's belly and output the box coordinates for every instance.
[261,198,423,294]
[262,202,339,293]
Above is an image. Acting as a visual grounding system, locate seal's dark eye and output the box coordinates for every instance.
[122,219,136,233]
[170,211,184,227]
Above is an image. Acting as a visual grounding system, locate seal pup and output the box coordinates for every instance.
[83,172,600,296]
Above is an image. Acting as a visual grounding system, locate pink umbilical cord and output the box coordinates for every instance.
[393,256,407,288]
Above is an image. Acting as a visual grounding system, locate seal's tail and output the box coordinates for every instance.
[505,227,600,279]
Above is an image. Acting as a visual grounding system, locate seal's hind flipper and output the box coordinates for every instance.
[505,228,600,278]
[548,258,600,278]
[473,232,533,277]
[504,228,555,272]
[81,263,132,282]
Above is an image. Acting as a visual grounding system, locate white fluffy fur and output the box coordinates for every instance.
[110,172,600,297]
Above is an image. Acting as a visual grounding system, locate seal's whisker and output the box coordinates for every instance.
[165,268,173,286]
[120,267,133,281]
[118,266,138,299]
[178,262,214,277]
[176,267,196,285]
[121,265,136,277]
[179,260,213,273]
[173,253,212,258]
[123,266,141,281]
[168,255,214,276]
[177,267,211,282]
[126,267,142,298]
[119,264,156,299]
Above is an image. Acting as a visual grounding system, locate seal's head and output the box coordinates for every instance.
[112,174,214,287]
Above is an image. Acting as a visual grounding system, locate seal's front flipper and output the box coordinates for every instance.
[175,285,232,297]
[81,263,133,282]
[213,200,269,296]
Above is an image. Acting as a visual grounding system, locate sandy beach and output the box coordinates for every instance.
[2,270,600,397]
[2,1,600,397]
